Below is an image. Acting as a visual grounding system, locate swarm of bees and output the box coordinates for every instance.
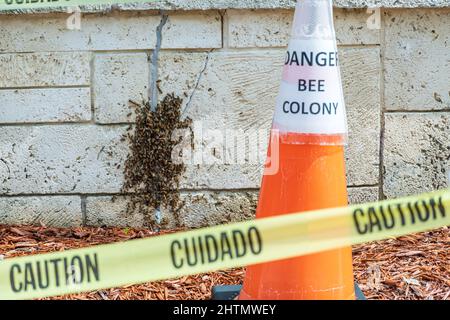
[122,94,192,228]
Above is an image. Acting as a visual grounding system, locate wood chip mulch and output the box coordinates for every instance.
[353,227,449,300]
[0,225,448,300]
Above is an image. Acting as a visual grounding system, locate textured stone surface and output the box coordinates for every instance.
[95,51,212,123]
[158,47,380,189]
[173,191,258,228]
[164,49,280,189]
[0,125,128,195]
[158,51,210,114]
[181,164,265,190]
[384,9,450,111]
[86,187,381,228]
[384,113,450,198]
[0,12,221,52]
[94,53,150,124]
[85,191,258,228]
[227,9,293,48]
[0,5,448,229]
[0,196,82,227]
[0,52,90,87]
[85,196,145,228]
[2,0,447,15]
[335,8,381,45]
[3,49,379,192]
[161,50,280,131]
[348,187,379,204]
[0,88,91,123]
[341,47,381,186]
[227,8,380,47]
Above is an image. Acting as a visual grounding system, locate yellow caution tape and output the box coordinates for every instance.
[0,189,449,300]
[1,0,154,11]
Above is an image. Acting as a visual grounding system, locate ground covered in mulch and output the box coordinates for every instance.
[0,225,448,300]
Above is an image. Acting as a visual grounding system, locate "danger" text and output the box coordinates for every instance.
[285,50,339,67]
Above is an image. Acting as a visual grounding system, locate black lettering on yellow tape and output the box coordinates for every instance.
[170,226,262,269]
[4,0,67,7]
[9,253,99,294]
[353,195,446,235]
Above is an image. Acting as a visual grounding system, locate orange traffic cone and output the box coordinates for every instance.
[239,0,355,300]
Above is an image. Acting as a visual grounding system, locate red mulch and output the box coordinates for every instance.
[0,225,448,300]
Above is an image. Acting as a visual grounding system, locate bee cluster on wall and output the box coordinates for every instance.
[121,94,193,229]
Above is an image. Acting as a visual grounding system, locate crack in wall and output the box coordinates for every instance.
[149,11,168,229]
[218,9,227,49]
[80,195,87,226]
[182,49,214,119]
[150,11,168,113]
[379,8,387,200]
[0,158,11,178]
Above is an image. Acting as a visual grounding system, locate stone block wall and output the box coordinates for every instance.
[0,2,448,228]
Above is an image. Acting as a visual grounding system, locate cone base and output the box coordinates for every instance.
[239,248,355,300]
[212,284,365,300]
